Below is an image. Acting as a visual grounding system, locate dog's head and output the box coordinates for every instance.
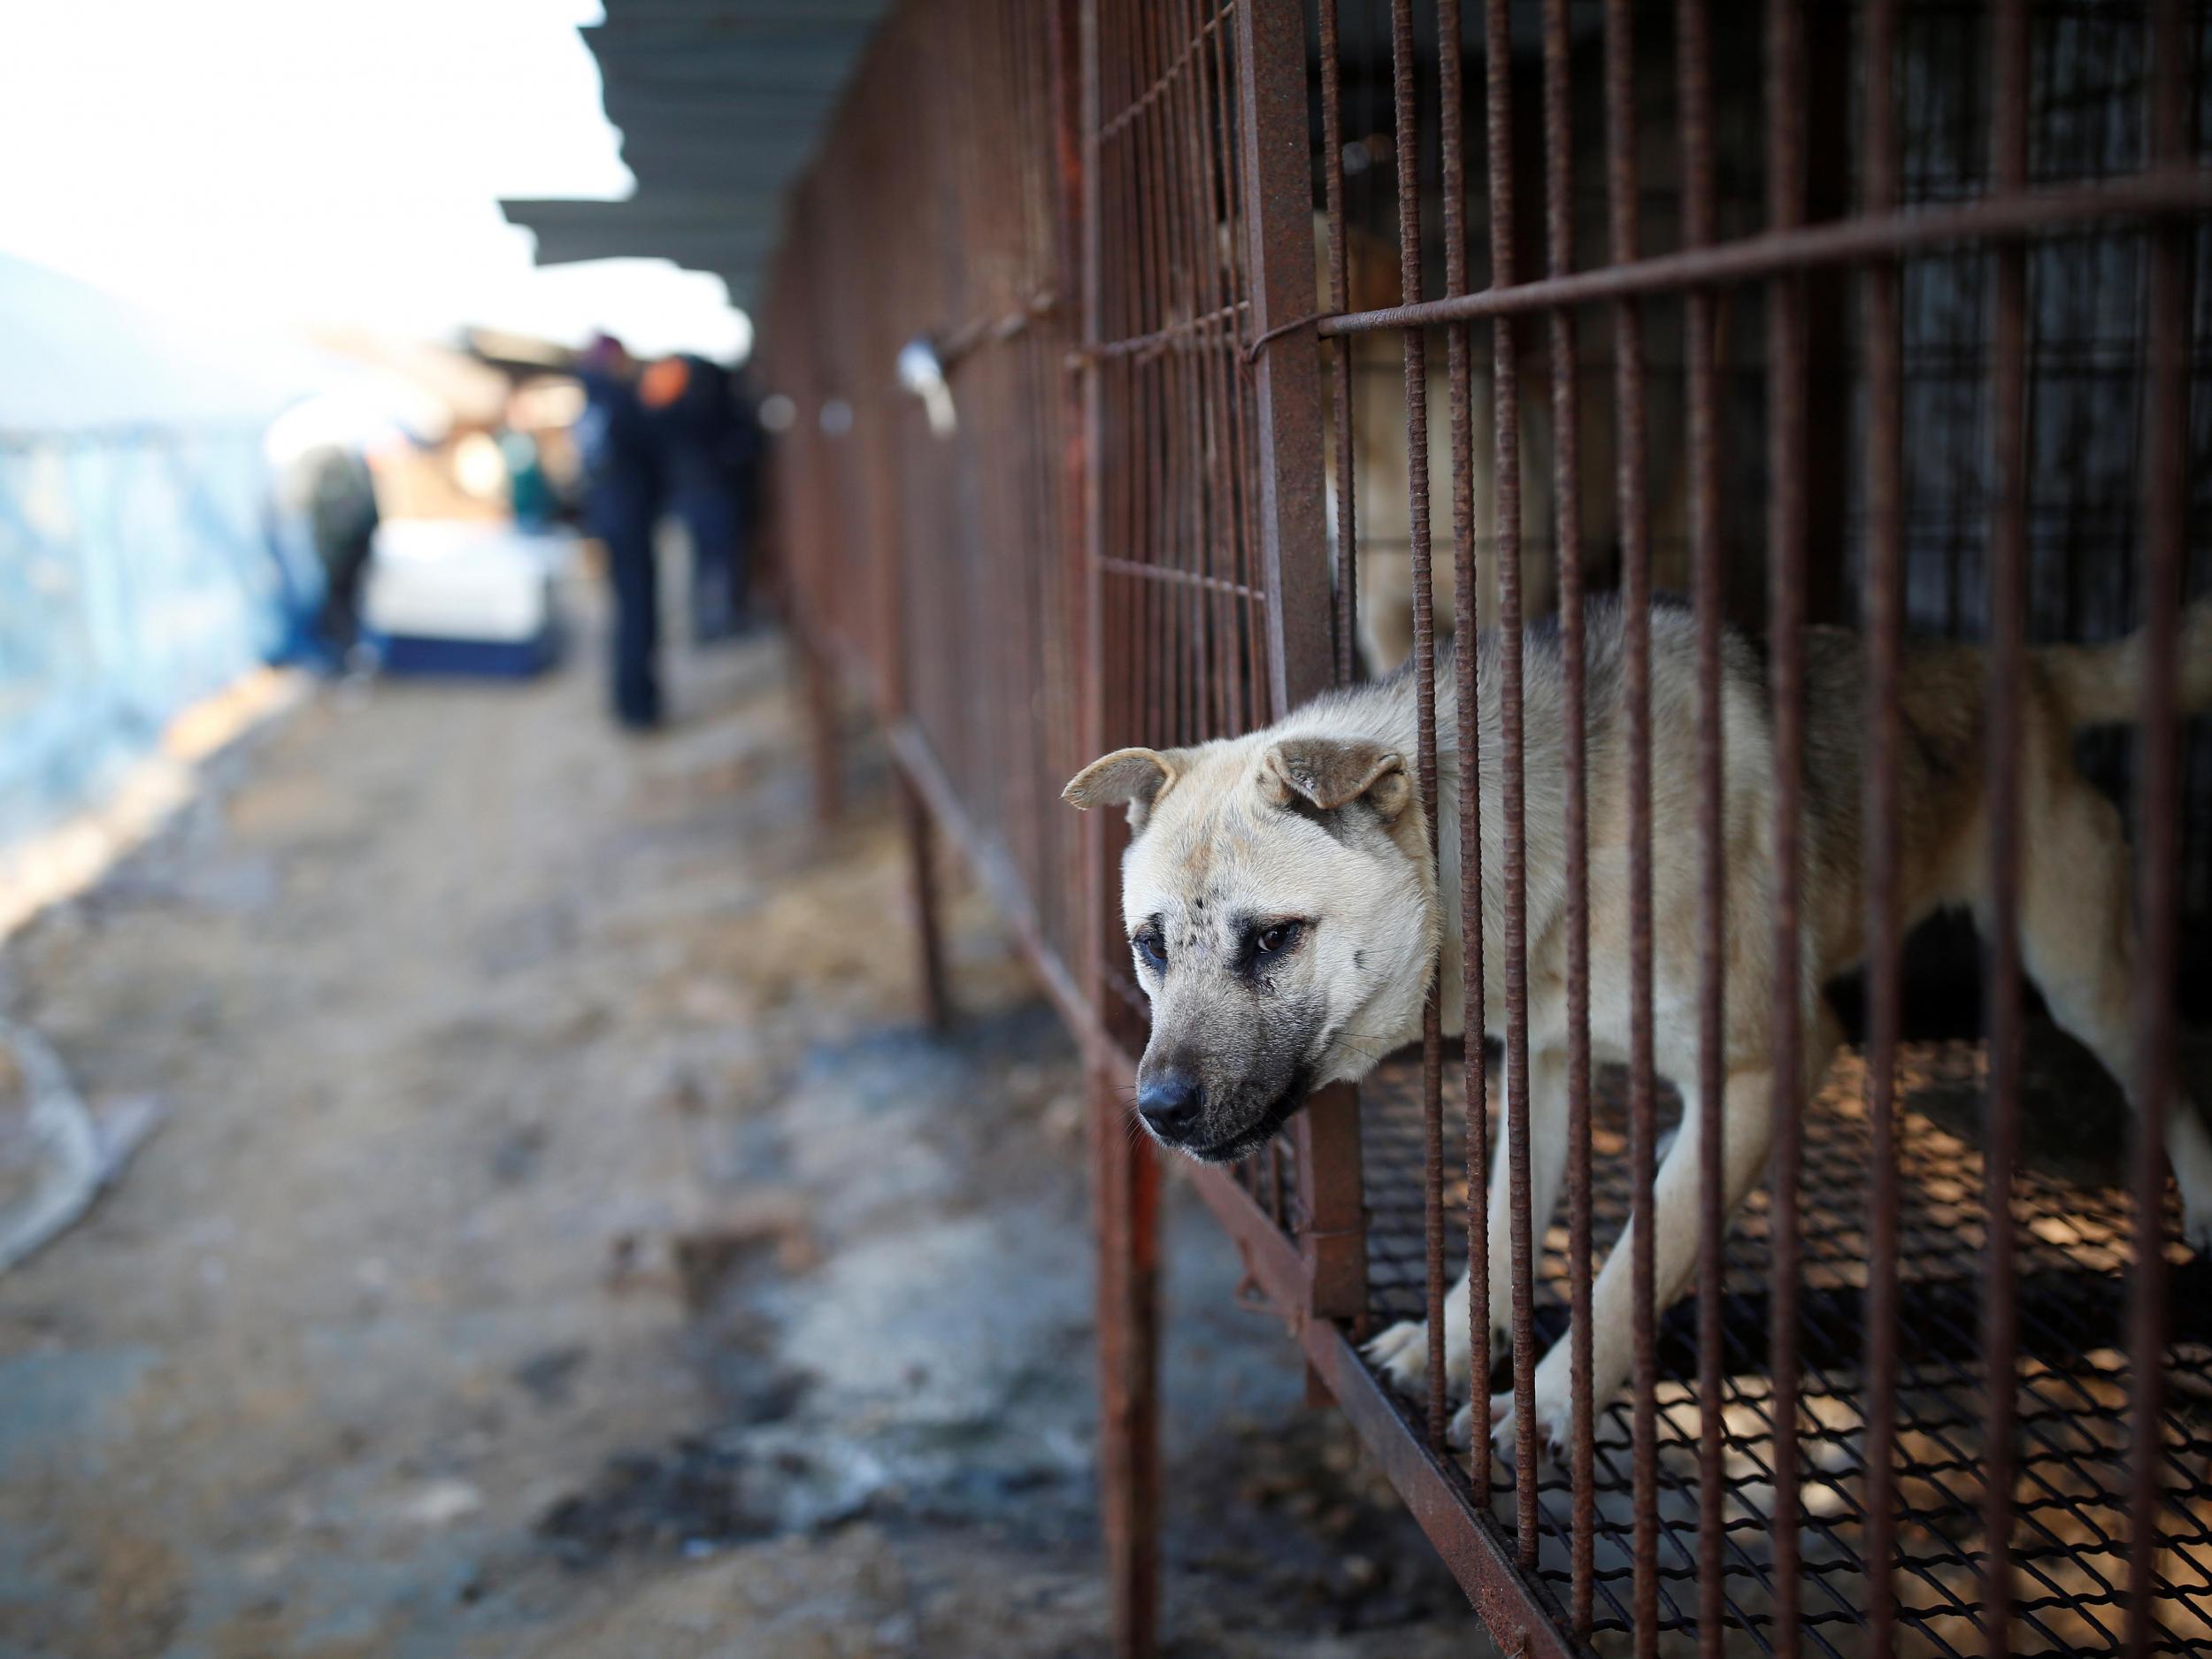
[1063,733,1438,1162]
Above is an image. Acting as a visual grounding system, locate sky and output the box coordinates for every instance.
[0,0,753,362]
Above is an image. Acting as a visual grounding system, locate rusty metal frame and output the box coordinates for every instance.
[1222,0,1368,1332]
[757,3,2212,1657]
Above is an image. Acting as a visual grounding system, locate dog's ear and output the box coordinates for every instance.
[1063,747,1186,835]
[1259,737,1411,824]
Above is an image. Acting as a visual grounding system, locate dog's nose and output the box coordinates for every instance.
[1136,1071,1202,1141]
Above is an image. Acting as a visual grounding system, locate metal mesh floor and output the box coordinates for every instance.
[1356,1041,2212,1656]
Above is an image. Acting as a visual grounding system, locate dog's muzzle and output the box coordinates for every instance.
[1137,1066,1313,1164]
[1134,1070,1202,1144]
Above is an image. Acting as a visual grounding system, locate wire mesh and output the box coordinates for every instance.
[758,0,1089,1013]
[1359,1043,2212,1657]
[1090,0,1279,1027]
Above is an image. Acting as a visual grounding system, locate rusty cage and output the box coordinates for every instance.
[760,1,2212,1653]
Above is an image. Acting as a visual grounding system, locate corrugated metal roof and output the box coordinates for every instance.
[500,0,1607,316]
[501,0,889,311]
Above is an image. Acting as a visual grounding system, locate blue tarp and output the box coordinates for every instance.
[0,256,326,841]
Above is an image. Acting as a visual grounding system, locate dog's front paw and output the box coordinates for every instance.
[1447,1397,1480,1450]
[1485,1384,1574,1465]
[1363,1317,1436,1395]
[1364,1301,1487,1402]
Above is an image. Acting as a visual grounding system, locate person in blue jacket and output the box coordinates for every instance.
[574,335,664,730]
[641,353,753,642]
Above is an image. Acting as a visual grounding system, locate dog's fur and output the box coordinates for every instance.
[1066,596,2212,1454]
[1317,217,1621,678]
[1314,225,1688,679]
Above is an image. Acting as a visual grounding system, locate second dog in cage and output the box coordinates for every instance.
[1312,216,1686,680]
[1065,596,2212,1453]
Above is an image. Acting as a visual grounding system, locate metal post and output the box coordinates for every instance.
[1235,0,1365,1336]
[802,625,843,828]
[896,770,951,1031]
[1091,1057,1160,1659]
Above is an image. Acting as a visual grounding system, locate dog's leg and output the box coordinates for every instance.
[1366,1048,1571,1397]
[1482,1016,1838,1458]
[1491,1047,1572,1352]
[2016,775,2212,1250]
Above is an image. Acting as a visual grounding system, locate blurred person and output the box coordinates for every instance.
[305,444,381,672]
[641,353,749,643]
[574,334,664,729]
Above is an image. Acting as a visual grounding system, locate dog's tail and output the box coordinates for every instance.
[2039,597,2212,730]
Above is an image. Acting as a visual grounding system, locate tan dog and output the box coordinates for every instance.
[1316,223,1685,676]
[1065,596,2212,1453]
[1318,215,1586,675]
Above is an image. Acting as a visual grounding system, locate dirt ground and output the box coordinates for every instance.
[0,590,1479,1659]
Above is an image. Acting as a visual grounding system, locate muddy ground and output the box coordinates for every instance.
[0,595,1479,1659]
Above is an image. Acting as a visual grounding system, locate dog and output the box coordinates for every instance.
[1065,595,2212,1454]
[1314,214,1688,678]
[1317,215,1604,677]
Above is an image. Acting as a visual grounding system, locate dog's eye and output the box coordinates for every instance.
[1255,923,1296,956]
[1134,932,1167,970]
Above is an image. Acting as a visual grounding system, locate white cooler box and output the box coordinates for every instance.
[361,521,573,677]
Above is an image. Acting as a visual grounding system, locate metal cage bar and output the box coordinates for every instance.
[1861,2,1908,1653]
[1763,3,1811,1652]
[2131,5,2193,1654]
[1600,0,1662,1644]
[1536,0,1597,1635]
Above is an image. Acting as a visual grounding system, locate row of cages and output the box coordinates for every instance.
[757,0,2212,1654]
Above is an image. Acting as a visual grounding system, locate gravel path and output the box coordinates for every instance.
[0,602,1476,1659]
